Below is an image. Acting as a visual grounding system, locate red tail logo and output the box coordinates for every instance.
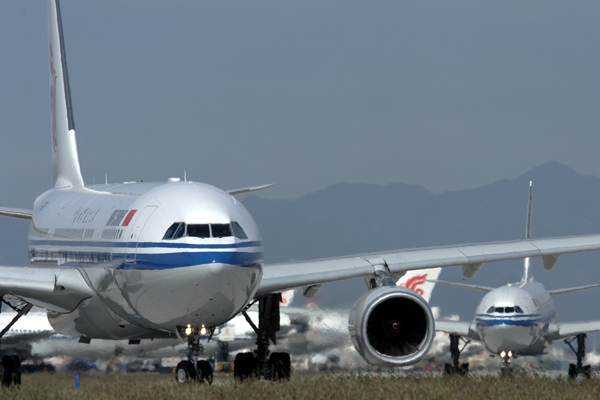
[402,274,427,296]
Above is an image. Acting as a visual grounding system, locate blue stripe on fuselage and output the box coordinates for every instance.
[29,239,264,270]
[117,250,263,270]
[475,312,554,328]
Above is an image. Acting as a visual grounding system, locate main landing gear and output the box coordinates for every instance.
[444,334,470,375]
[175,325,213,384]
[0,299,32,387]
[234,294,291,381]
[564,334,592,379]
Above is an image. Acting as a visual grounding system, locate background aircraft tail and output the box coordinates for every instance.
[47,0,84,188]
[520,181,533,284]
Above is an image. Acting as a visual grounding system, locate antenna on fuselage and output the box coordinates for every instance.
[184,170,187,183]
[521,181,533,286]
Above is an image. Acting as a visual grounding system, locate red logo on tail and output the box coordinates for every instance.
[402,274,428,296]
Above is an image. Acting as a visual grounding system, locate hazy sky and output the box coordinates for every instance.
[1,1,599,207]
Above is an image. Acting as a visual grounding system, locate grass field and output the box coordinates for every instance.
[2,371,600,400]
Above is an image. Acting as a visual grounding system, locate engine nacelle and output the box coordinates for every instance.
[348,286,435,367]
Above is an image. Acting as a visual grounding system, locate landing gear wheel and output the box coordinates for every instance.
[269,352,291,381]
[2,355,21,387]
[197,360,213,384]
[583,365,592,379]
[568,363,577,379]
[444,363,452,375]
[175,360,198,384]
[234,352,257,381]
[443,362,468,376]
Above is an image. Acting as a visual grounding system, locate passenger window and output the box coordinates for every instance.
[163,223,182,239]
[486,306,495,313]
[515,306,524,314]
[504,307,515,313]
[173,223,186,239]
[495,307,504,313]
[211,224,232,238]
[231,221,248,239]
[187,224,210,238]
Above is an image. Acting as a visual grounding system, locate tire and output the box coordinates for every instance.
[234,353,256,382]
[444,363,452,375]
[584,365,592,379]
[568,364,577,379]
[459,363,469,376]
[269,352,291,381]
[175,361,197,384]
[197,360,213,385]
[2,355,21,387]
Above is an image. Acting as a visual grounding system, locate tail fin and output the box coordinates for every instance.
[47,0,84,188]
[521,181,533,284]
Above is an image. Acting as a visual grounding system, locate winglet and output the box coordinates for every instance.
[227,183,276,196]
[48,0,84,188]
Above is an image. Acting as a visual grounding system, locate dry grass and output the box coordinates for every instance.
[1,371,599,400]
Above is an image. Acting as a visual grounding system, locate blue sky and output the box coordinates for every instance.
[1,1,599,207]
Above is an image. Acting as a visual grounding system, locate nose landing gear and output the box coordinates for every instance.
[174,325,213,384]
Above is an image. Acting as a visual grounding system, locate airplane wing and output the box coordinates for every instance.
[548,284,600,296]
[426,280,494,292]
[0,207,33,221]
[545,321,600,342]
[435,319,481,341]
[256,234,600,296]
[0,266,94,313]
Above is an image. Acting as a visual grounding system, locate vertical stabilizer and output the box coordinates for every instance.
[47,0,84,188]
[521,182,533,285]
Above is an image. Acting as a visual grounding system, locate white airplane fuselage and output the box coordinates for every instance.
[474,280,555,357]
[28,181,264,340]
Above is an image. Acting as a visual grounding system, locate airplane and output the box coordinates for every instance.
[435,182,600,378]
[3,0,600,386]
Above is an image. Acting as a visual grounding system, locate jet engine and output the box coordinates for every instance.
[348,286,435,367]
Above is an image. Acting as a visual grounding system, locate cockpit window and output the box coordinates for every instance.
[504,307,515,313]
[495,307,504,313]
[187,224,210,238]
[515,306,524,314]
[211,224,232,238]
[231,221,248,239]
[487,306,495,313]
[174,223,186,239]
[164,223,184,239]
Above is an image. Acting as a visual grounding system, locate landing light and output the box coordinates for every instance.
[508,351,512,357]
[185,324,192,336]
[500,351,506,358]
[201,325,207,335]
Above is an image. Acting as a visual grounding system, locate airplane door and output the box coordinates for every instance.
[125,206,157,263]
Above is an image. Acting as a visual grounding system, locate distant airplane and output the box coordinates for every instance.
[2,0,600,386]
[435,183,600,378]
